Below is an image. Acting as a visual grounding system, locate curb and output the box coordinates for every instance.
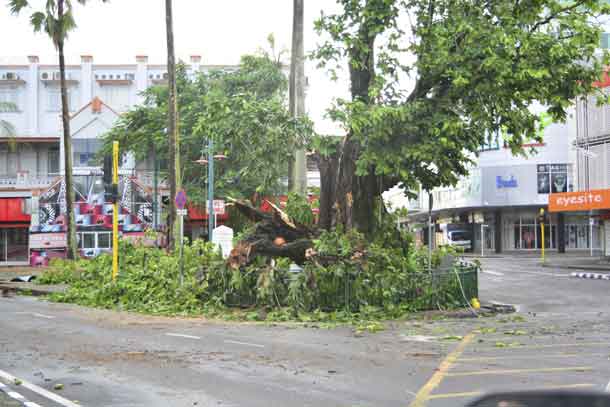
[0,381,43,407]
[542,263,610,272]
[570,272,610,281]
[0,283,56,297]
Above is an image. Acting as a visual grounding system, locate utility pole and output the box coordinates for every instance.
[289,0,307,195]
[207,138,215,240]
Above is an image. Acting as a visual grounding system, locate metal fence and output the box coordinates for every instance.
[222,260,479,312]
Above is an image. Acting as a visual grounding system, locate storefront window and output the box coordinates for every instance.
[98,233,111,249]
[537,164,569,194]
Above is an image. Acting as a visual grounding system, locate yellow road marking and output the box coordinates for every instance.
[428,384,596,400]
[470,342,609,351]
[428,391,481,400]
[447,366,593,377]
[408,332,476,407]
[458,353,605,362]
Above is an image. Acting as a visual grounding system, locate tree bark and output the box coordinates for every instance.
[57,0,77,260]
[314,149,339,231]
[332,32,382,236]
[165,0,180,250]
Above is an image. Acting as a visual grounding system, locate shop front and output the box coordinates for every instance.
[0,197,31,265]
[548,189,610,255]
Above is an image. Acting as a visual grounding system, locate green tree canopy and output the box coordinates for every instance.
[103,52,312,204]
[312,0,610,234]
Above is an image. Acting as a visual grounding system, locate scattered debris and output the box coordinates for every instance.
[53,383,64,390]
[13,378,21,386]
[504,329,527,336]
[442,335,464,341]
[10,275,37,283]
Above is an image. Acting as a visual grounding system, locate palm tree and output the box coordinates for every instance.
[165,0,180,250]
[9,0,108,260]
[0,102,16,138]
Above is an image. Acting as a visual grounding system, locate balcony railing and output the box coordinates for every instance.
[0,172,60,188]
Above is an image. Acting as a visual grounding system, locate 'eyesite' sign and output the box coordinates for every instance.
[548,189,610,212]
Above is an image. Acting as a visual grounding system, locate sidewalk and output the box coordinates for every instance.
[0,267,67,296]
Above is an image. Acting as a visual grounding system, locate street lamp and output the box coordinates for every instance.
[194,139,227,241]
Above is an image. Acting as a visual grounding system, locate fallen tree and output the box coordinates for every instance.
[228,198,316,268]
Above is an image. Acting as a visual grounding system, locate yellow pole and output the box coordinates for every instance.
[112,141,119,281]
[540,208,545,263]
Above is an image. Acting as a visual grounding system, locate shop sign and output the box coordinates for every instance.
[548,189,610,212]
[29,232,67,249]
[496,175,518,188]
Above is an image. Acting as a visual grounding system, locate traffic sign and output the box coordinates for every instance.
[206,200,225,215]
[175,190,187,210]
[176,208,187,216]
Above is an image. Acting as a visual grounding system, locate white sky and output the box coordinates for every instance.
[0,0,348,134]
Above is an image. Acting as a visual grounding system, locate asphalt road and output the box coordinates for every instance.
[1,256,609,407]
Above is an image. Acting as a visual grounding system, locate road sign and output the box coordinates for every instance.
[176,208,187,216]
[206,199,225,215]
[175,190,187,210]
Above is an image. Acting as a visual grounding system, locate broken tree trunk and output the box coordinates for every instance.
[228,198,315,268]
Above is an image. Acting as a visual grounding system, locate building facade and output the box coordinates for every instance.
[0,54,222,265]
[394,109,607,254]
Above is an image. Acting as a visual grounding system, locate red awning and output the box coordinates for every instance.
[0,223,29,228]
[0,198,31,222]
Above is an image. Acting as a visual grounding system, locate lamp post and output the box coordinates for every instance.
[195,138,226,241]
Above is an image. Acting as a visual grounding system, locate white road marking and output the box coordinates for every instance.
[0,368,81,407]
[33,313,55,319]
[224,340,265,348]
[15,312,55,319]
[605,380,610,392]
[7,391,25,400]
[481,270,504,276]
[24,402,43,407]
[400,335,438,343]
[165,333,201,340]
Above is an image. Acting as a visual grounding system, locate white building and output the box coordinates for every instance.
[0,54,228,265]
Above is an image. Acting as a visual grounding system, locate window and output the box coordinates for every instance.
[73,139,102,167]
[47,88,77,112]
[78,233,95,249]
[479,130,501,151]
[602,33,610,49]
[97,233,111,249]
[537,164,568,194]
[102,86,130,111]
[77,232,111,250]
[0,88,18,110]
[47,147,59,175]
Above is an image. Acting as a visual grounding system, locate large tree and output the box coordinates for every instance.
[9,0,108,259]
[313,0,609,235]
[103,55,311,209]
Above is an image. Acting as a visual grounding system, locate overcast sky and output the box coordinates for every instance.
[0,0,347,134]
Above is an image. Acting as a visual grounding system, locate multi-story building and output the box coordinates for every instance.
[393,115,589,254]
[0,54,225,265]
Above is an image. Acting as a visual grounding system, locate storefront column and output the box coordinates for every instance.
[494,210,502,253]
[557,213,565,253]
